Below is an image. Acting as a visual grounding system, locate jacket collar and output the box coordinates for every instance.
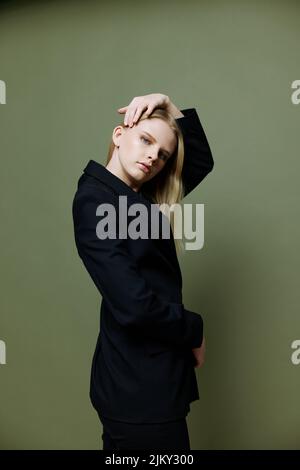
[83,159,152,203]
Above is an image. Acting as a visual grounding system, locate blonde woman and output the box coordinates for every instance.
[72,93,214,450]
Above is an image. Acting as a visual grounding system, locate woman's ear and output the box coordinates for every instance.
[112,125,125,147]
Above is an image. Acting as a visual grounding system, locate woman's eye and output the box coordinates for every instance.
[141,136,167,161]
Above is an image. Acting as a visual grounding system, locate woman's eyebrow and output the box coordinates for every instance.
[141,131,171,157]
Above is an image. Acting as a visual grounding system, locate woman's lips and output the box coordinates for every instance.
[137,162,150,174]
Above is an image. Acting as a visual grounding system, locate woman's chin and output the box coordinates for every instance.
[131,164,147,180]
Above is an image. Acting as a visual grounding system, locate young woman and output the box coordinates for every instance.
[72,93,214,450]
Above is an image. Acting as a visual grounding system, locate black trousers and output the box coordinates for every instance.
[98,413,191,450]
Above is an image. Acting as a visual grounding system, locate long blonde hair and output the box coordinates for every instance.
[106,108,185,255]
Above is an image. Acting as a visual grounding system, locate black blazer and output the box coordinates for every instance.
[72,108,214,423]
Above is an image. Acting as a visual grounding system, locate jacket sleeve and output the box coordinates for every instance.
[72,187,203,350]
[176,108,214,197]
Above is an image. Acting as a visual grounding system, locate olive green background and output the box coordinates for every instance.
[0,0,299,450]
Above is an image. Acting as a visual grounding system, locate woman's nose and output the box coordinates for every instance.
[147,153,159,163]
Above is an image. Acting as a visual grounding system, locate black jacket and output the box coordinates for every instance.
[72,108,214,423]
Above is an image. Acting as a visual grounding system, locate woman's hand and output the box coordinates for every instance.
[192,336,206,368]
[117,93,170,127]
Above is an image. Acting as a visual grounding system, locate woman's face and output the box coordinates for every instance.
[110,117,177,191]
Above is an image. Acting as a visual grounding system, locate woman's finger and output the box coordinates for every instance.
[143,105,154,118]
[126,108,138,127]
[132,105,147,124]
[129,108,141,126]
[124,110,131,126]
[131,104,153,125]
[124,98,155,126]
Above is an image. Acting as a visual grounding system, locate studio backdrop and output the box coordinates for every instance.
[0,0,299,450]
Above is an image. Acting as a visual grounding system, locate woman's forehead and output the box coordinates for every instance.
[137,118,176,146]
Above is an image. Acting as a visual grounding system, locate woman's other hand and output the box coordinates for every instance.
[117,93,170,127]
[192,336,206,368]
